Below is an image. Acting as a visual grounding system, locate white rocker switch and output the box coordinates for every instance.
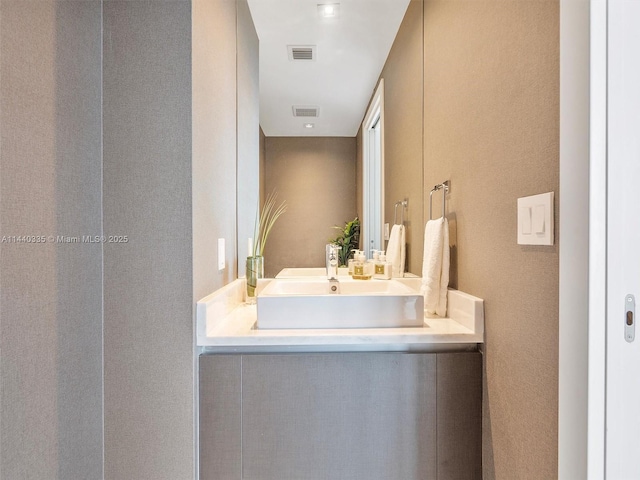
[533,204,545,234]
[520,207,532,235]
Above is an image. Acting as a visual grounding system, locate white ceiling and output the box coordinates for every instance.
[247,0,411,137]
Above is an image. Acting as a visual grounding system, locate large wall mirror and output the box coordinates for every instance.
[238,0,424,278]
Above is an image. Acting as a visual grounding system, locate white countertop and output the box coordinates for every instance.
[196,278,484,353]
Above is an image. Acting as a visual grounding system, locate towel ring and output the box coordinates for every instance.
[429,181,449,220]
[394,200,408,225]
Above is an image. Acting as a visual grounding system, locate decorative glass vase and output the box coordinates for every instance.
[246,255,264,301]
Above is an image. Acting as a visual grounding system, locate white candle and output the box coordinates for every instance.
[248,237,253,257]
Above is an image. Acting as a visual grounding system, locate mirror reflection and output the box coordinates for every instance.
[243,0,424,277]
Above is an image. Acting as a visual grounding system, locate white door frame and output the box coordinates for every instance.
[559,0,606,477]
[362,79,385,254]
[588,0,607,477]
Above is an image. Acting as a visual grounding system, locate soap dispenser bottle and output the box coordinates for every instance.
[352,250,372,280]
[374,251,392,280]
[348,249,357,275]
[352,250,364,277]
[369,249,380,265]
[368,251,377,277]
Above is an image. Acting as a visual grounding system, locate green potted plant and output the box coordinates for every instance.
[247,191,287,299]
[328,216,361,268]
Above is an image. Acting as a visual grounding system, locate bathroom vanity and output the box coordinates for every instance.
[197,278,484,480]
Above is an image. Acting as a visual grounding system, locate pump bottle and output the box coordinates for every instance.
[352,250,372,280]
[374,251,392,280]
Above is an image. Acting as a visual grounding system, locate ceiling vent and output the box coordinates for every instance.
[292,105,320,117]
[288,45,316,61]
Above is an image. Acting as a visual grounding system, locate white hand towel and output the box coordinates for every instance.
[420,217,450,317]
[386,224,406,278]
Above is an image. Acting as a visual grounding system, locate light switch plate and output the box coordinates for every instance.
[384,223,390,241]
[517,192,554,245]
[218,238,225,271]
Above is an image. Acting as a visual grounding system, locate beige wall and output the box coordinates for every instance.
[264,137,357,277]
[422,0,559,478]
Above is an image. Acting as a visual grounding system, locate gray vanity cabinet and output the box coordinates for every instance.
[199,352,481,480]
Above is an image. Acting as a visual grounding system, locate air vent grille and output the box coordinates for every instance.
[288,45,316,61]
[292,106,320,117]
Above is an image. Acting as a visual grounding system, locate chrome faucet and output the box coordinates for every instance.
[326,243,340,280]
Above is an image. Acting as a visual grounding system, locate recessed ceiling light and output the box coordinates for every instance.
[317,3,340,18]
[303,123,315,129]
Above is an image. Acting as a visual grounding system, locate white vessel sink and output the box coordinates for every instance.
[256,278,424,329]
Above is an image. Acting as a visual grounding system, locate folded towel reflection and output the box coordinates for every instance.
[386,224,405,278]
[420,217,450,317]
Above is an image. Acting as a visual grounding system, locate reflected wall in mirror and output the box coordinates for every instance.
[365,0,424,276]
[241,0,424,277]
